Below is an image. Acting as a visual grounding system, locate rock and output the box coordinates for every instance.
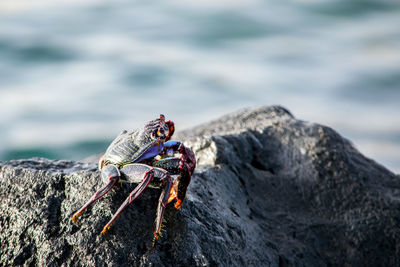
[1,106,399,266]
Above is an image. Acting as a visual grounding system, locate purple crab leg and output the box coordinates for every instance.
[101,168,155,235]
[152,169,172,247]
[72,165,120,223]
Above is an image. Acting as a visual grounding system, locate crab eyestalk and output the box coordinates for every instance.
[165,120,175,141]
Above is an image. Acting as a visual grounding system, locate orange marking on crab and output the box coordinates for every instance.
[174,199,183,210]
[168,186,178,203]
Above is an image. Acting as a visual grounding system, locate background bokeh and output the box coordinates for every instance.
[0,0,399,173]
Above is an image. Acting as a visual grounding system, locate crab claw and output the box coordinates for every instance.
[167,182,182,209]
[167,186,177,204]
[165,120,175,141]
[174,199,183,209]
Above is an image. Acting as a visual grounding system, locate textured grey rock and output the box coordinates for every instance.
[1,106,399,266]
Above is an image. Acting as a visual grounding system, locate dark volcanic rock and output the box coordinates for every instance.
[1,106,399,266]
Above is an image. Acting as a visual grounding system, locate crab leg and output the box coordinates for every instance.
[153,169,172,247]
[153,142,196,210]
[101,168,154,235]
[72,164,120,223]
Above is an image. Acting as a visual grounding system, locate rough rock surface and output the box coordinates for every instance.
[1,106,399,266]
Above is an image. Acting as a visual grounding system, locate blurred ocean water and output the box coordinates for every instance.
[0,0,399,173]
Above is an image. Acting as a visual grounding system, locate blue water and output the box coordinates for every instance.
[0,0,399,173]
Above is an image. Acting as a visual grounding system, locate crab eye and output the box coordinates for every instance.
[157,126,169,138]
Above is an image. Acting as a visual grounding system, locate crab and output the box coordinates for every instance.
[72,114,196,245]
